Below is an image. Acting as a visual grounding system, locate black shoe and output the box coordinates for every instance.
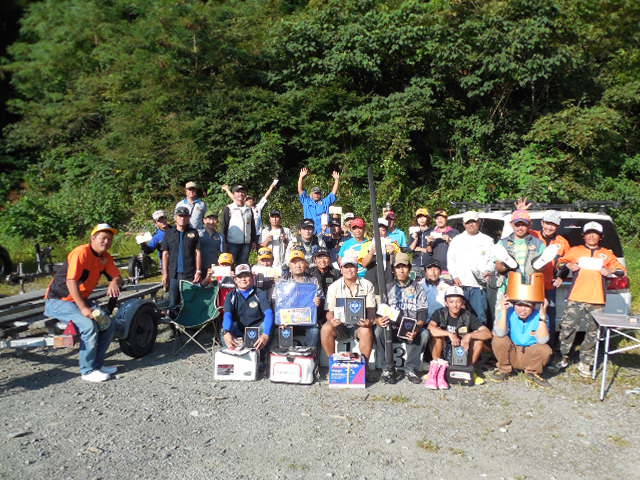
[380,369,402,384]
[405,369,422,384]
[526,372,552,388]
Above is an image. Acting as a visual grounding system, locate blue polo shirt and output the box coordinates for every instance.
[222,287,274,335]
[507,308,541,347]
[299,191,336,235]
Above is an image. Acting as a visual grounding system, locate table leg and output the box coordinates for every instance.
[593,325,601,380]
[599,327,611,401]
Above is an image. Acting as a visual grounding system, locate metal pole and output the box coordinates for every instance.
[367,166,393,371]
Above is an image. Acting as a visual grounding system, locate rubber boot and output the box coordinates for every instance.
[436,359,450,390]
[424,360,440,390]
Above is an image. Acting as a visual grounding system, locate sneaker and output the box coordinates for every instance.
[488,369,511,382]
[405,369,422,385]
[473,373,486,386]
[100,365,118,375]
[81,370,110,383]
[548,356,569,373]
[526,372,552,388]
[380,369,402,384]
[577,362,592,378]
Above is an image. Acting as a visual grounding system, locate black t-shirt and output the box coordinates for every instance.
[309,266,341,295]
[429,307,482,336]
[160,226,201,278]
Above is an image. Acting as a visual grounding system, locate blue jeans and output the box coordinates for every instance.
[463,286,488,324]
[44,299,116,375]
[225,243,252,266]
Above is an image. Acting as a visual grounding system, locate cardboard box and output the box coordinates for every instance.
[328,353,366,389]
[214,349,258,381]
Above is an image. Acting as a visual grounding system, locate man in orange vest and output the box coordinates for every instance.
[553,222,626,377]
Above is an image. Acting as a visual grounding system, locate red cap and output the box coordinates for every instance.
[386,210,396,220]
[511,210,531,225]
[351,217,365,228]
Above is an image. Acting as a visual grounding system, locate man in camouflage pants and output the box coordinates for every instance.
[553,222,626,377]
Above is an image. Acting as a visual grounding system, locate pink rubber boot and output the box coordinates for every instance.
[424,360,440,390]
[436,359,450,390]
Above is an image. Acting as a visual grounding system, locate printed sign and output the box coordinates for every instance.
[275,281,317,326]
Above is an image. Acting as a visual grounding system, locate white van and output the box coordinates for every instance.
[448,209,632,319]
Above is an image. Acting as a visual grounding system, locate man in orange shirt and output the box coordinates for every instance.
[45,224,123,383]
[553,222,626,377]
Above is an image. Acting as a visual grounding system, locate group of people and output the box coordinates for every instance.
[43,171,626,388]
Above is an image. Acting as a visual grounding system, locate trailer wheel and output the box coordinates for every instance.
[0,246,12,276]
[119,304,157,358]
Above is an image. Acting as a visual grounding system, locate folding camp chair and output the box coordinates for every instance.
[170,280,220,354]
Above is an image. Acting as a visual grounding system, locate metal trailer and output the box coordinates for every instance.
[0,282,164,358]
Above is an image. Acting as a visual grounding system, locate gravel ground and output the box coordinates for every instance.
[1,326,639,480]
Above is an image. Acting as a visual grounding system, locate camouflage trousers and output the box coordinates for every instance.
[558,301,600,365]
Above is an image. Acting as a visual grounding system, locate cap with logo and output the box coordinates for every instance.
[462,211,480,224]
[258,247,274,260]
[583,221,603,234]
[152,210,167,221]
[235,264,252,276]
[542,210,561,226]
[91,223,119,236]
[415,208,430,218]
[299,218,315,229]
[218,252,233,265]
[313,247,331,258]
[289,249,307,262]
[185,181,198,190]
[351,217,365,229]
[175,206,190,216]
[444,285,465,298]
[511,210,531,225]
[434,209,448,218]
[393,252,411,267]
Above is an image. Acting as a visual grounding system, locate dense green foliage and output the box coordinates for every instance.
[1,0,639,242]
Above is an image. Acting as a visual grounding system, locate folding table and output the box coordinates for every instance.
[592,310,640,401]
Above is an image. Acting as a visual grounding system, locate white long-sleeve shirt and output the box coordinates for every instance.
[447,231,495,288]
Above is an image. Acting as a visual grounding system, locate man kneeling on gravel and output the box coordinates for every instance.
[221,264,274,353]
[490,298,552,387]
[44,224,123,383]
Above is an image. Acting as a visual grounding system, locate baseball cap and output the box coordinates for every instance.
[91,223,119,236]
[311,186,322,194]
[583,221,603,234]
[514,300,534,308]
[269,209,281,217]
[343,212,355,221]
[377,217,389,227]
[341,253,359,267]
[257,247,273,260]
[235,264,252,276]
[386,210,396,220]
[218,252,233,265]
[231,184,246,193]
[329,218,341,227]
[415,208,429,218]
[313,247,331,258]
[542,210,561,226]
[444,285,465,299]
[289,249,307,262]
[245,194,255,200]
[204,211,217,218]
[185,181,197,189]
[175,206,190,216]
[299,218,315,229]
[462,211,480,224]
[425,260,442,269]
[351,217,365,229]
[511,210,531,225]
[393,252,411,267]
[152,210,167,221]
[434,209,448,218]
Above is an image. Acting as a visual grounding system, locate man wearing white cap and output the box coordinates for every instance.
[142,210,170,266]
[44,224,123,383]
[552,221,626,377]
[175,181,207,232]
[447,211,495,324]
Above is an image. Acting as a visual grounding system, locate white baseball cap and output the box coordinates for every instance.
[462,211,480,224]
[152,210,167,221]
[444,285,465,298]
[583,221,603,234]
[542,210,561,226]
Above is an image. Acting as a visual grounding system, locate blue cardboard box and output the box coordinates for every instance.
[328,353,366,389]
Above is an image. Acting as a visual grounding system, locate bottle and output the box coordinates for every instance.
[91,308,112,331]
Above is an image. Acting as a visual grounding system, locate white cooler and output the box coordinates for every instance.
[269,349,316,384]
[214,349,258,381]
